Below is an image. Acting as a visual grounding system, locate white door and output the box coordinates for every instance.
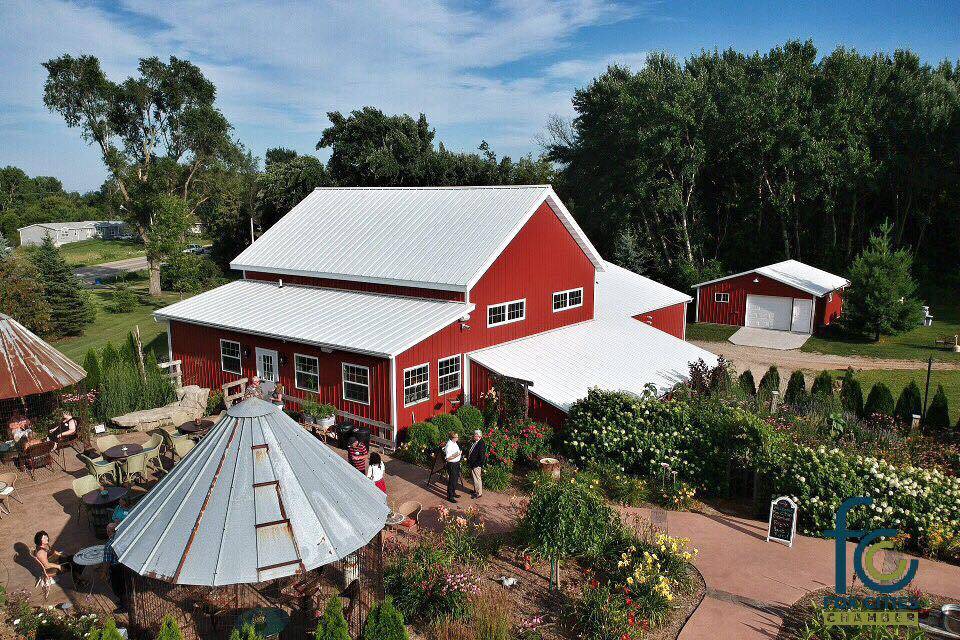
[791,298,814,334]
[745,295,793,331]
[255,347,279,383]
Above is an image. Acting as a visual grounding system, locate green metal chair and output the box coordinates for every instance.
[79,453,117,485]
[123,452,148,485]
[141,434,164,472]
[172,438,195,462]
[71,475,101,524]
[95,435,120,453]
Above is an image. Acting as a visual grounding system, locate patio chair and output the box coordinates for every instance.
[142,434,164,472]
[0,471,22,507]
[78,453,117,485]
[20,441,56,480]
[172,438,195,462]
[95,435,120,453]
[71,475,101,524]
[123,451,148,485]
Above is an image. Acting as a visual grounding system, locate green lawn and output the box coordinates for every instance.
[57,238,146,267]
[686,322,738,342]
[803,285,960,363]
[831,368,960,425]
[52,286,184,363]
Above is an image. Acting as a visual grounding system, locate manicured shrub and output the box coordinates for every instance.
[88,618,125,640]
[362,597,408,640]
[107,283,138,313]
[454,404,484,436]
[811,371,834,399]
[759,365,780,395]
[100,342,121,371]
[481,463,511,492]
[924,385,950,434]
[840,368,864,417]
[399,421,441,466]
[783,370,807,406]
[894,380,923,424]
[738,370,756,396]
[428,413,464,440]
[83,348,101,390]
[230,624,264,640]
[156,616,185,640]
[864,382,895,417]
[315,597,351,640]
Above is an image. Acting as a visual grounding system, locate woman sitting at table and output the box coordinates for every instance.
[48,411,77,447]
[270,382,285,410]
[105,496,131,537]
[244,376,264,400]
[34,530,85,587]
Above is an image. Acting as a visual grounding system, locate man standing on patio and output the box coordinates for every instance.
[467,430,487,499]
[443,432,462,504]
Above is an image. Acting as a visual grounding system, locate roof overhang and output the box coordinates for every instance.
[692,265,850,297]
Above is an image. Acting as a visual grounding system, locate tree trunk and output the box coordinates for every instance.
[148,257,162,297]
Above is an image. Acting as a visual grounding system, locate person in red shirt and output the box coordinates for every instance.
[347,437,368,474]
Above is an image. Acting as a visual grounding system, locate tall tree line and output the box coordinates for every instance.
[548,41,960,290]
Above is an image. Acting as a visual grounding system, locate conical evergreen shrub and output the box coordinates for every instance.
[738,370,756,397]
[894,380,923,424]
[156,616,185,640]
[83,348,101,390]
[864,383,895,417]
[759,366,780,396]
[811,371,834,398]
[783,371,807,406]
[840,368,864,417]
[362,597,408,640]
[924,385,950,434]
[315,597,351,640]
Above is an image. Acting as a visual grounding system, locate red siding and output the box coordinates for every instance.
[394,201,597,431]
[695,273,815,327]
[816,288,844,327]
[468,362,567,430]
[244,271,465,302]
[635,303,687,340]
[169,321,391,425]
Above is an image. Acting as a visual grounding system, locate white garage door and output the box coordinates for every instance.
[745,295,793,331]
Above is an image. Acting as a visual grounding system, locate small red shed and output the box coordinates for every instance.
[693,260,849,334]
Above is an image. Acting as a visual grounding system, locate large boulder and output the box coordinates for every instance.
[111,385,210,432]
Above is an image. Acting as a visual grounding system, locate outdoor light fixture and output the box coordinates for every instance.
[242,346,251,358]
[753,277,760,283]
[278,353,288,366]
[321,347,333,354]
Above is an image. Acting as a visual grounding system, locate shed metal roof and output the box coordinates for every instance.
[16,220,124,232]
[153,279,473,357]
[694,259,849,297]
[110,398,390,585]
[595,261,692,319]
[469,317,718,412]
[0,313,86,400]
[230,186,605,292]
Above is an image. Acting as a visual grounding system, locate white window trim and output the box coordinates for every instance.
[220,339,242,375]
[294,353,320,393]
[437,354,462,394]
[828,292,834,302]
[342,363,371,406]
[403,362,430,407]
[487,298,526,328]
[552,287,584,313]
[715,292,730,304]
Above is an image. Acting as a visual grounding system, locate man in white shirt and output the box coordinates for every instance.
[443,432,462,503]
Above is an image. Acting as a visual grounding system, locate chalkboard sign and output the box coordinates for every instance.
[766,496,797,547]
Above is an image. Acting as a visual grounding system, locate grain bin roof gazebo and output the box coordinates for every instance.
[112,398,390,639]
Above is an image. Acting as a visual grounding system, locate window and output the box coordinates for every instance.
[403,363,430,406]
[220,339,241,374]
[294,354,319,392]
[553,287,584,312]
[438,355,461,394]
[487,299,526,327]
[714,292,730,303]
[828,292,834,302]
[342,364,370,405]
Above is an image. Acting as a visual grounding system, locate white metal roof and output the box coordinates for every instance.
[111,398,390,585]
[694,259,849,297]
[16,220,124,232]
[595,260,692,319]
[153,279,473,357]
[469,317,718,412]
[230,186,605,292]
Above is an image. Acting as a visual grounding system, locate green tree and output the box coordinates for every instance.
[841,222,925,341]
[923,385,950,434]
[811,371,834,399]
[783,370,808,406]
[88,618,124,640]
[738,370,756,396]
[840,368,864,417]
[0,234,10,258]
[864,383,895,417]
[107,283,138,314]
[255,152,332,231]
[0,252,51,334]
[155,615,185,640]
[43,55,239,296]
[101,342,121,370]
[83,348,101,390]
[315,597,351,640]
[29,236,94,336]
[759,366,781,397]
[894,380,923,424]
[362,597,408,640]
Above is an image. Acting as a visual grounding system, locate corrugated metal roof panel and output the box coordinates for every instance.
[695,259,850,297]
[230,186,604,290]
[154,279,473,357]
[0,313,86,400]
[111,398,389,586]
[470,317,718,412]
[595,261,692,319]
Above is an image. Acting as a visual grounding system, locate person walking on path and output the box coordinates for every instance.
[443,432,462,504]
[367,452,387,493]
[467,429,487,499]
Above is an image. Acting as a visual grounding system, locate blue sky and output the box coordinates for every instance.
[2,0,958,192]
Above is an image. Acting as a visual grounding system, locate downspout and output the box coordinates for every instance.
[389,355,398,447]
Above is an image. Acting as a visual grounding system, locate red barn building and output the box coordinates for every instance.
[156,186,715,446]
[693,260,849,334]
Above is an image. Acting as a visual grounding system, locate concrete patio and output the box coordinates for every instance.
[729,326,811,350]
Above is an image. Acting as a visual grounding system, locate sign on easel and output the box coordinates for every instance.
[766,496,797,547]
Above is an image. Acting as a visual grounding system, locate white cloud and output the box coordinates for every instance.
[0,0,651,189]
[546,50,650,81]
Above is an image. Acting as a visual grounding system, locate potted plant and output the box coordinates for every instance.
[300,396,319,424]
[317,404,336,429]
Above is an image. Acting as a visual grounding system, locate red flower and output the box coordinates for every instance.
[589,578,599,588]
[625,597,632,605]
[621,635,630,640]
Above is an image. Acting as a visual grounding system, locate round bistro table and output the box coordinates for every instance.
[83,486,128,539]
[234,607,290,639]
[101,443,143,462]
[178,419,214,435]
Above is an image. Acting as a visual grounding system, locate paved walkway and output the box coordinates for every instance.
[729,327,811,350]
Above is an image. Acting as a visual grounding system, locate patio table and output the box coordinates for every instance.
[83,486,128,539]
[73,544,107,566]
[234,607,289,639]
[178,419,214,435]
[102,443,143,462]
